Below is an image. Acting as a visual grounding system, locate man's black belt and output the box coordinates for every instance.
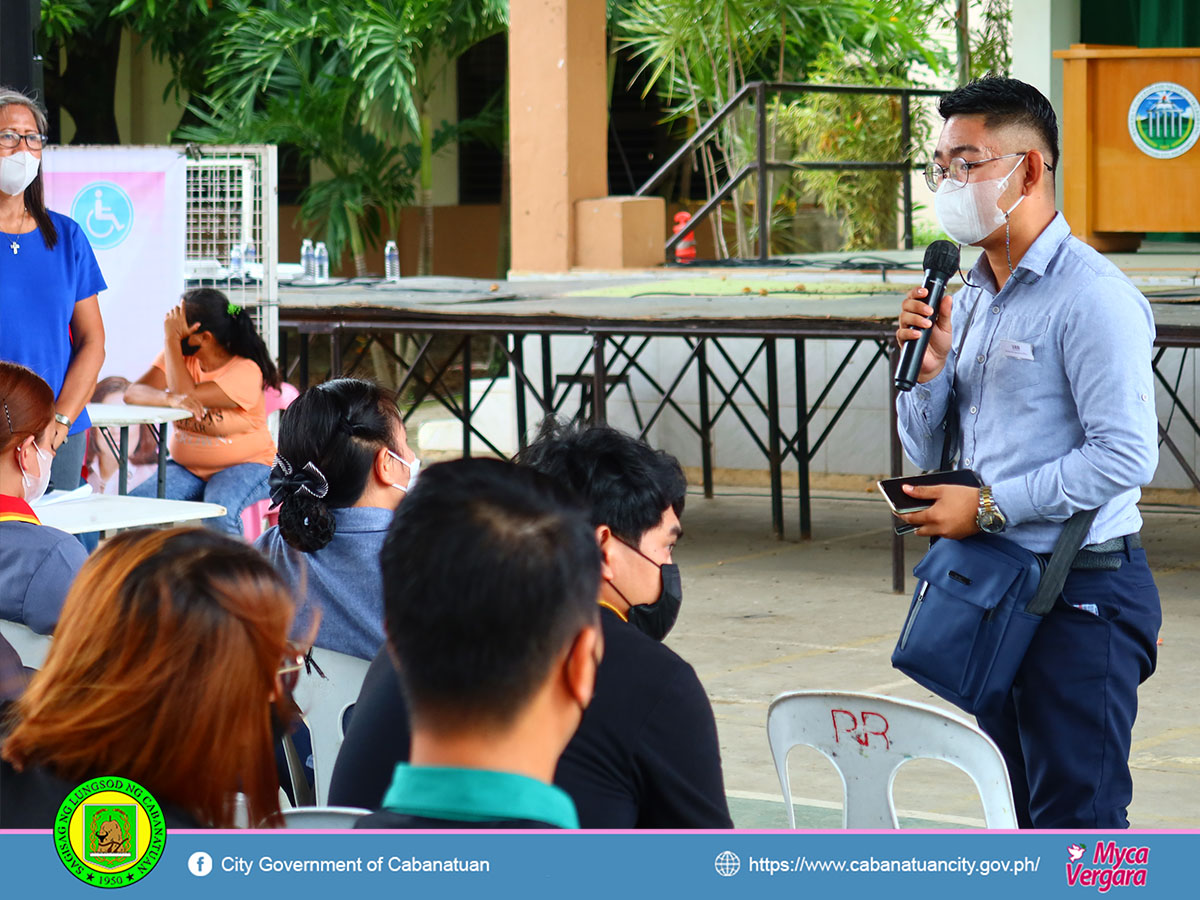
[1071,533,1142,570]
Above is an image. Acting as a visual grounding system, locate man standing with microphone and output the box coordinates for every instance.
[893,77,1161,829]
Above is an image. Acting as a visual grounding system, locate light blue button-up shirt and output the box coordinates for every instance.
[897,213,1158,553]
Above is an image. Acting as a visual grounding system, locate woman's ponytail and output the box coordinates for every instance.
[271,379,402,553]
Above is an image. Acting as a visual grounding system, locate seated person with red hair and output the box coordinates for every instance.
[0,361,87,635]
[1,527,301,827]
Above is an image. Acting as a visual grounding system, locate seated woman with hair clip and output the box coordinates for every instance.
[0,527,303,827]
[255,378,419,660]
[125,287,281,535]
[0,361,87,636]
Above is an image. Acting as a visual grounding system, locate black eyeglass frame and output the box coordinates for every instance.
[924,151,1055,192]
[0,131,49,150]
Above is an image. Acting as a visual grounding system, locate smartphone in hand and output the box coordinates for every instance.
[877,469,982,515]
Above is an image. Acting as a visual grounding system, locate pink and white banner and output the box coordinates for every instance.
[43,147,186,382]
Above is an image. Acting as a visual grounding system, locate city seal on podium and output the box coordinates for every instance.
[1128,81,1200,159]
[53,776,167,888]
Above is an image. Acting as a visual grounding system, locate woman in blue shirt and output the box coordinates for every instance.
[0,88,107,492]
[256,378,419,659]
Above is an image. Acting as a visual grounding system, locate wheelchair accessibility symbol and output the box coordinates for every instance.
[71,181,133,250]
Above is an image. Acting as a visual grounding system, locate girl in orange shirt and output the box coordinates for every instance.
[126,288,280,535]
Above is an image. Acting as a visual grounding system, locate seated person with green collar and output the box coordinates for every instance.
[356,458,602,829]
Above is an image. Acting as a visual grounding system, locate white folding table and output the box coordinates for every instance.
[85,402,194,496]
[36,494,225,535]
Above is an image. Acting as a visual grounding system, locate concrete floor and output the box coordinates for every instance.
[664,486,1200,829]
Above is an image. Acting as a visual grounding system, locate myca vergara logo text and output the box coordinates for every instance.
[1065,841,1149,893]
[54,776,166,888]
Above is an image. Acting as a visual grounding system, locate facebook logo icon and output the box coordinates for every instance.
[188,851,213,877]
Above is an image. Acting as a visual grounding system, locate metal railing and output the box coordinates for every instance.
[636,81,946,262]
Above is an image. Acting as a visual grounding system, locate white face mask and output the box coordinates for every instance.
[386,449,421,493]
[934,154,1027,246]
[19,438,53,504]
[0,151,40,197]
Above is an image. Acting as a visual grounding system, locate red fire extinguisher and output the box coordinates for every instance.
[672,211,697,263]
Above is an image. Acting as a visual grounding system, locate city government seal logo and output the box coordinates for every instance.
[1128,81,1200,159]
[54,776,166,888]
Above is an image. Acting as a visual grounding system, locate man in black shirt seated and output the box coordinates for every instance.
[355,458,602,829]
[334,422,732,828]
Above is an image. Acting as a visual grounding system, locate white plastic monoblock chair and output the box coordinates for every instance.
[766,690,1017,829]
[290,647,371,807]
[281,806,371,829]
[0,619,52,669]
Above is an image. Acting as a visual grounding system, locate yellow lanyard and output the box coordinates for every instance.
[597,600,628,622]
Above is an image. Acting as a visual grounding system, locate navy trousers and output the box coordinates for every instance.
[976,541,1161,829]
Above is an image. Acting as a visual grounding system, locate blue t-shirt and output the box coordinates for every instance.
[0,210,107,435]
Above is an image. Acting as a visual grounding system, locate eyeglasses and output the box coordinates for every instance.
[276,647,325,694]
[276,651,306,694]
[0,131,48,151]
[924,151,1053,192]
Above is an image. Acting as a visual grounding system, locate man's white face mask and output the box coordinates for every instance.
[934,153,1027,246]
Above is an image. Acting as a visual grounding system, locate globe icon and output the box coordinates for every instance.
[714,850,741,877]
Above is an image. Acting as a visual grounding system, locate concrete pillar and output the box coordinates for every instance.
[509,0,608,272]
[1012,0,1080,207]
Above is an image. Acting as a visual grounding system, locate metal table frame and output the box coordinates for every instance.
[278,307,911,590]
[278,301,1200,596]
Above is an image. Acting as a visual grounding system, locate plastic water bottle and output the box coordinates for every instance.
[243,242,257,271]
[384,240,400,281]
[300,239,314,279]
[229,242,243,279]
[315,242,329,281]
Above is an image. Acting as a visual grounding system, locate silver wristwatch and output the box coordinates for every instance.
[976,486,1006,534]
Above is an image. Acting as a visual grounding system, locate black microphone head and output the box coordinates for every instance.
[923,239,960,279]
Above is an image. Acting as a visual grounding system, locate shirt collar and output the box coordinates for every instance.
[0,494,40,525]
[381,764,579,829]
[967,211,1071,289]
[329,506,394,532]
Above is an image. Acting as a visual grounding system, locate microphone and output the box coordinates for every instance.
[894,240,960,392]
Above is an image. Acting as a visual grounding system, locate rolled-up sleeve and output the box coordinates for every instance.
[991,277,1157,525]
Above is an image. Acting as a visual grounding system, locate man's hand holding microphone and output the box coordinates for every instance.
[893,240,980,539]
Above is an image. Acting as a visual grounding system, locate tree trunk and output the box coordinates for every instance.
[418,109,434,276]
[345,203,368,277]
[54,26,123,144]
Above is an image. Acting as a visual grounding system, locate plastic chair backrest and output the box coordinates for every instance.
[0,620,52,669]
[244,382,299,540]
[291,648,371,807]
[280,806,370,829]
[240,498,274,541]
[265,382,300,415]
[766,690,1017,829]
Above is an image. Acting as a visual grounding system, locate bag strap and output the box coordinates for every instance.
[1025,507,1099,616]
[937,292,983,471]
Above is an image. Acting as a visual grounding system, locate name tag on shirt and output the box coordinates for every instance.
[997,339,1034,361]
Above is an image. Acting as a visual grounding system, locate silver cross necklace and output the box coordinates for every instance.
[7,207,27,254]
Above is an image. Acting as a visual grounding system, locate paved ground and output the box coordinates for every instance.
[662,487,1200,830]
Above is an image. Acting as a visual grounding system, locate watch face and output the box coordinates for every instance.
[979,512,1004,533]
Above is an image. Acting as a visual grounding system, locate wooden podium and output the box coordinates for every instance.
[1054,45,1200,251]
